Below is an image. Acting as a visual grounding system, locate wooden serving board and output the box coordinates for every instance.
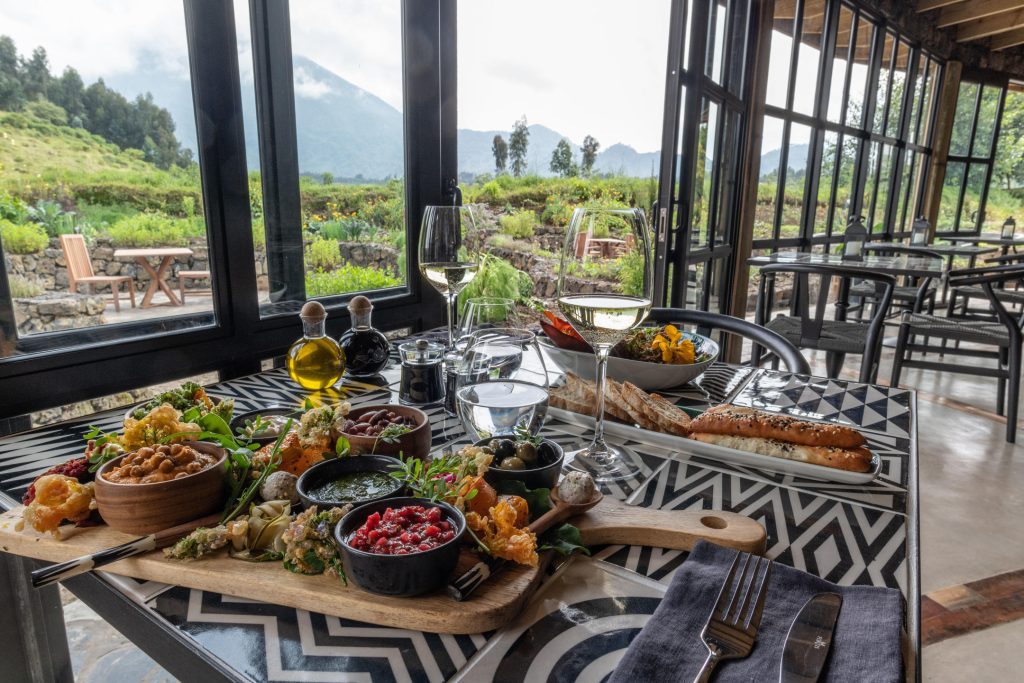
[0,502,764,634]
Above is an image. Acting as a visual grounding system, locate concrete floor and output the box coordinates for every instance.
[58,339,1024,682]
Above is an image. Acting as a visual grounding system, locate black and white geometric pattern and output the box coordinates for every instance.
[733,371,913,438]
[0,362,916,682]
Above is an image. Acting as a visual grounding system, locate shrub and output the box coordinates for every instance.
[475,180,505,204]
[499,210,537,238]
[457,254,533,315]
[617,247,648,297]
[305,264,402,297]
[8,275,43,298]
[306,237,341,270]
[319,217,372,242]
[28,199,77,237]
[0,192,28,223]
[0,219,48,253]
[24,100,69,126]
[104,212,205,247]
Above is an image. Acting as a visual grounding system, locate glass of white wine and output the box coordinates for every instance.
[557,207,653,482]
[418,205,481,349]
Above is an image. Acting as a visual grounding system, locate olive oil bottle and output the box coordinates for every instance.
[287,301,345,390]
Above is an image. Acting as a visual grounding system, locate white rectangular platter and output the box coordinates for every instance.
[547,407,881,484]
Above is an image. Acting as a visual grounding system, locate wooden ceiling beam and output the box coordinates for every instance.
[917,0,970,12]
[989,25,1024,49]
[937,0,1024,29]
[957,9,1024,41]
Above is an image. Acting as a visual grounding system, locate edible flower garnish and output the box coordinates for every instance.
[651,324,696,365]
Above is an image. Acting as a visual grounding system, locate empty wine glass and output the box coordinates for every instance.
[557,207,653,482]
[418,205,480,349]
[458,297,518,349]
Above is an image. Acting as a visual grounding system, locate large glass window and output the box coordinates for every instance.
[940,80,1006,234]
[986,84,1024,232]
[756,0,940,252]
[0,2,215,353]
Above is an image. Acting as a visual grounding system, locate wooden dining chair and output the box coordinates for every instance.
[179,270,211,304]
[753,263,895,383]
[59,234,135,312]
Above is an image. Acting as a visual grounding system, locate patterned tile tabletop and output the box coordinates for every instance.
[0,362,918,682]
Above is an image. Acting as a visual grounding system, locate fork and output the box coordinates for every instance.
[693,552,772,683]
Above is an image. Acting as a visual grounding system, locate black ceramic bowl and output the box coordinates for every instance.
[334,497,466,597]
[296,455,405,509]
[229,406,302,447]
[477,437,565,491]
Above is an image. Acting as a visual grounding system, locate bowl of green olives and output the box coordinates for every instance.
[475,435,564,491]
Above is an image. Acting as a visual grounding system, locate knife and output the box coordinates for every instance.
[779,592,843,683]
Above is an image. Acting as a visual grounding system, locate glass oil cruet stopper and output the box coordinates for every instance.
[339,295,391,378]
[286,301,345,390]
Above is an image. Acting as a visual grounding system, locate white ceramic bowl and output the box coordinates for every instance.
[538,332,718,391]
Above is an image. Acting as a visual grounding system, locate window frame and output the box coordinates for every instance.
[751,0,943,255]
[0,0,451,417]
[937,70,1009,236]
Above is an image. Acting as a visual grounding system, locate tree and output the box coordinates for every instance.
[20,46,51,100]
[49,67,86,122]
[321,172,334,185]
[508,117,529,177]
[581,135,600,176]
[549,139,578,177]
[492,134,508,174]
[0,35,24,111]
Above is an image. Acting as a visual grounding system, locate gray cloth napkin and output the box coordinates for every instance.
[609,541,904,683]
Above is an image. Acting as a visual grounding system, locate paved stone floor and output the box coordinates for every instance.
[57,337,1024,682]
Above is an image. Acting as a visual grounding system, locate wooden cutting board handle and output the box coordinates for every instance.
[573,498,766,554]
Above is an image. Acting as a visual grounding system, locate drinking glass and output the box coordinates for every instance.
[557,207,653,481]
[418,205,481,349]
[455,335,548,441]
[458,297,518,348]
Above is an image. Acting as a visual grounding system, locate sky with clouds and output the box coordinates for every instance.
[0,1,839,155]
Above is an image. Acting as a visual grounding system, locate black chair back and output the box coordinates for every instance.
[647,308,810,374]
[863,244,944,311]
[754,263,896,382]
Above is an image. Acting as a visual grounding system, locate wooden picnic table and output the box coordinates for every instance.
[588,237,627,258]
[113,248,194,308]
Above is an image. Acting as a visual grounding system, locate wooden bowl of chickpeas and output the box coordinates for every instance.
[93,441,227,535]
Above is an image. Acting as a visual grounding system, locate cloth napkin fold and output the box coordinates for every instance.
[609,541,904,683]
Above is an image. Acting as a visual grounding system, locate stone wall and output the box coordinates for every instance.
[337,241,401,276]
[14,292,107,334]
[6,237,270,295]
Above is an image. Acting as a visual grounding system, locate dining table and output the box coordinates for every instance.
[113,247,194,308]
[0,354,920,682]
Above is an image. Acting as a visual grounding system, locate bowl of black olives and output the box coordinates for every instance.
[476,435,564,491]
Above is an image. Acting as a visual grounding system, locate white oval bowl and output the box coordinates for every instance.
[538,332,718,391]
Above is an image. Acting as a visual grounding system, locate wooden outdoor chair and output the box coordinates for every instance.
[179,270,211,304]
[59,234,135,312]
[572,232,604,258]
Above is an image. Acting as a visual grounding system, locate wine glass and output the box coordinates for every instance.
[557,207,653,482]
[418,205,481,349]
[458,297,518,348]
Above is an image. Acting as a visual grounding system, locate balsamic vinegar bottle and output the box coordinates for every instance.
[339,295,390,378]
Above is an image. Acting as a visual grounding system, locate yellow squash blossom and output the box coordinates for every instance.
[651,324,696,365]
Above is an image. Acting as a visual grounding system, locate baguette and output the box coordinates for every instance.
[621,382,692,436]
[689,404,866,450]
[690,433,873,473]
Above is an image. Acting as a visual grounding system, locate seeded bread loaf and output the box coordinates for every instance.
[688,404,866,450]
[690,433,874,473]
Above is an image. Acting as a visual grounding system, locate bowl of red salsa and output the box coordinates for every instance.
[334,497,466,596]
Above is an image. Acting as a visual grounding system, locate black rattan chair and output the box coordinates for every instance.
[892,264,1024,442]
[947,252,1024,320]
[753,263,895,383]
[647,308,810,374]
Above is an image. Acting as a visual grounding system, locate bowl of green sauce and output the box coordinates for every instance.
[296,455,405,509]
